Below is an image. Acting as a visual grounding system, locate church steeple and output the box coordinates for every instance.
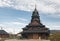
[32,5,39,16]
[21,4,50,39]
[34,4,37,12]
[31,5,40,24]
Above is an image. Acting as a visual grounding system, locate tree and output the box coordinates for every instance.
[49,32,60,41]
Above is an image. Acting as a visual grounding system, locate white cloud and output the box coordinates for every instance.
[42,21,60,30]
[18,18,28,21]
[0,0,60,34]
[0,21,28,34]
[11,21,28,27]
[0,0,14,7]
[3,27,22,34]
[0,21,60,34]
[0,0,60,14]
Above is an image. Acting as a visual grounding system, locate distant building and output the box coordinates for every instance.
[0,30,9,38]
[16,32,21,37]
[21,7,50,39]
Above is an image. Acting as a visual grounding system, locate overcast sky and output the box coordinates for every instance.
[0,0,60,34]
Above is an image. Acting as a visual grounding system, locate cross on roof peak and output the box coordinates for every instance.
[35,4,36,9]
[35,4,37,10]
[0,26,3,30]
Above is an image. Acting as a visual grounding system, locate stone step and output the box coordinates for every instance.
[5,39,50,41]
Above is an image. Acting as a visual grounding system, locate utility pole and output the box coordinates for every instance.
[0,26,3,39]
[13,28,15,39]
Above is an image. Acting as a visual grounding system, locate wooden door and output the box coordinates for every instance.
[33,34,38,39]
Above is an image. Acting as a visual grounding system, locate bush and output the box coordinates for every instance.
[49,33,60,41]
[0,38,5,41]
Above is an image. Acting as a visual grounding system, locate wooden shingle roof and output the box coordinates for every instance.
[0,30,9,34]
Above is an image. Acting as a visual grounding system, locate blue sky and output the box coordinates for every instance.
[0,0,60,34]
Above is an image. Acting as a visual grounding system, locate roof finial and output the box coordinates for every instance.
[35,4,36,10]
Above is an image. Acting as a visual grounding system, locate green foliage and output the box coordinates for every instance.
[49,33,60,41]
[16,36,22,40]
[0,38,6,41]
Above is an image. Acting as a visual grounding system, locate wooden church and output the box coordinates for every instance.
[0,27,9,38]
[21,7,50,39]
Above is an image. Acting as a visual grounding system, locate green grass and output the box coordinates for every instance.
[0,38,5,41]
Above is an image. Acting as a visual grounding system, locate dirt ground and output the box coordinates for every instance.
[5,39,50,41]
